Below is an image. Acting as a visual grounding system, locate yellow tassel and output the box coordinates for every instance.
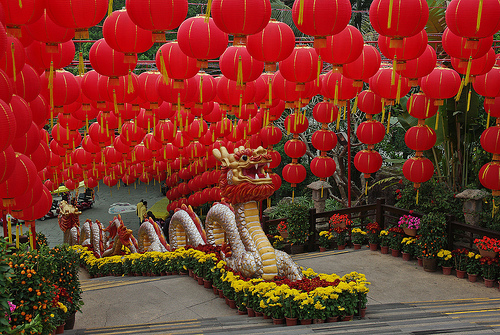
[236,56,243,86]
[321,185,323,198]
[387,0,394,29]
[49,60,54,112]
[456,77,465,101]
[10,43,16,82]
[336,108,341,130]
[396,77,402,104]
[248,116,252,133]
[334,80,339,106]
[108,0,113,16]
[425,98,430,118]
[204,0,212,23]
[18,0,22,8]
[78,52,85,75]
[159,50,169,83]
[268,77,272,105]
[317,56,321,86]
[391,58,397,86]
[113,89,118,114]
[487,112,491,128]
[477,0,483,33]
[386,111,391,134]
[365,180,368,195]
[199,75,203,103]
[435,111,439,130]
[381,106,386,124]
[467,86,472,112]
[464,57,472,86]
[416,189,419,204]
[267,197,271,208]
[343,105,346,120]
[292,189,295,202]
[239,94,243,116]
[127,70,134,94]
[352,96,358,114]
[177,92,181,112]
[298,0,304,25]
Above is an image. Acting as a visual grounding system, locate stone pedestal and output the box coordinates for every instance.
[455,189,488,226]
[307,181,332,230]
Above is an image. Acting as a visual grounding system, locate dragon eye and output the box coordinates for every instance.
[241,155,248,161]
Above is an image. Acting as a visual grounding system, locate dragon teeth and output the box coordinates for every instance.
[255,174,259,179]
[266,173,270,178]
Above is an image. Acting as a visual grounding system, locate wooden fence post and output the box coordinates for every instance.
[262,214,269,235]
[309,208,316,251]
[446,214,454,250]
[376,198,385,228]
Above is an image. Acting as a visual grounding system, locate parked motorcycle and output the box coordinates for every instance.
[75,188,94,211]
[40,200,59,220]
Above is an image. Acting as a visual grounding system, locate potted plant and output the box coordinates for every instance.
[379,230,389,254]
[474,236,500,258]
[329,213,352,230]
[297,295,315,324]
[311,297,327,323]
[400,237,416,261]
[452,248,469,278]
[351,228,367,249]
[365,222,381,250]
[387,227,404,257]
[318,230,332,251]
[286,202,310,253]
[466,251,482,282]
[277,221,288,240]
[437,249,453,275]
[332,226,348,250]
[416,212,448,272]
[480,257,499,287]
[397,214,421,236]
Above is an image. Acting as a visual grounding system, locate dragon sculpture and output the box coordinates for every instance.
[169,146,303,281]
[58,200,81,246]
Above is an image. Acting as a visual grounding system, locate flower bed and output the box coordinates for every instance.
[73,245,370,321]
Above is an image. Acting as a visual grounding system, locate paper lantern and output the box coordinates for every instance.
[89,39,137,79]
[420,67,462,105]
[0,99,16,151]
[126,0,188,42]
[369,67,411,105]
[2,0,45,36]
[397,44,437,86]
[404,125,437,152]
[0,36,25,79]
[311,129,337,151]
[291,0,351,48]
[282,162,306,186]
[322,71,359,107]
[260,125,282,147]
[177,15,228,68]
[25,10,75,51]
[354,150,383,178]
[219,45,264,84]
[442,28,493,61]
[480,126,500,154]
[156,42,199,87]
[312,101,338,124]
[246,19,295,72]
[356,121,385,145]
[0,153,38,206]
[479,161,500,195]
[279,47,321,89]
[407,93,438,119]
[310,156,336,179]
[451,48,496,79]
[357,90,383,115]
[402,156,434,187]
[284,112,309,134]
[474,66,500,104]
[284,138,307,158]
[319,25,363,69]
[446,0,500,40]
[0,146,15,184]
[343,44,382,87]
[378,29,428,67]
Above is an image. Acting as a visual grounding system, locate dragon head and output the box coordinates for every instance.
[213,146,275,204]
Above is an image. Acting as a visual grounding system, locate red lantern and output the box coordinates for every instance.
[282,162,306,186]
[284,113,309,134]
[404,125,437,152]
[479,161,500,195]
[480,126,500,154]
[343,44,381,87]
[312,101,338,124]
[397,44,437,86]
[357,90,383,115]
[0,153,38,206]
[474,66,500,104]
[420,67,462,105]
[89,39,137,79]
[12,64,40,102]
[279,47,321,89]
[451,48,496,79]
[272,71,302,107]
[156,76,197,104]
[446,0,500,40]
[26,40,75,73]
[260,125,282,147]
[45,0,107,39]
[402,156,434,187]
[9,94,32,137]
[322,71,359,107]
[284,138,307,158]
[485,97,500,118]
[191,72,217,107]
[88,122,114,147]
[216,76,255,110]
[378,29,428,69]
[25,10,75,52]
[40,70,80,112]
[311,129,337,151]
[177,15,228,68]
[12,122,41,155]
[0,99,16,151]
[157,46,199,88]
[120,121,146,146]
[0,36,25,79]
[407,93,438,119]
[442,28,493,61]
[0,146,16,184]
[211,0,271,45]
[369,0,429,44]
[246,19,295,72]
[291,0,351,48]
[356,121,385,145]
[319,25,363,70]
[126,0,188,42]
[219,45,264,85]
[369,67,411,105]
[310,156,336,179]
[103,10,153,63]
[2,0,45,37]
[354,150,383,178]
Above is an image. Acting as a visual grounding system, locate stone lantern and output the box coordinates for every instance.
[455,189,488,226]
[307,180,332,229]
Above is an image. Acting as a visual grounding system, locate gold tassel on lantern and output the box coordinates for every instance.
[386,111,391,134]
[467,86,472,112]
[108,0,113,16]
[204,0,212,22]
[476,0,484,33]
[236,56,243,87]
[48,61,54,127]
[268,77,273,105]
[334,80,339,106]
[395,77,402,104]
[298,0,304,25]
[336,108,341,130]
[199,75,203,103]
[159,50,169,83]
[391,57,397,86]
[387,0,394,29]
[18,0,22,8]
[113,89,118,115]
[11,43,16,82]
[435,111,439,130]
[316,56,321,86]
[352,96,358,114]
[127,70,134,94]
[78,52,85,75]
[487,112,491,128]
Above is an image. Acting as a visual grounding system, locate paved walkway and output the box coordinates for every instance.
[3,183,499,334]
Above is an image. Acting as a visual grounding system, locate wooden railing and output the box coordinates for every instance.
[262,198,500,252]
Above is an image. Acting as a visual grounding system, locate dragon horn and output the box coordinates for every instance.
[214,146,231,166]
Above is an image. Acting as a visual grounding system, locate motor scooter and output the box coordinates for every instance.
[76,188,94,211]
[40,200,59,220]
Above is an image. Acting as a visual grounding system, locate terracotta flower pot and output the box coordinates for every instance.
[369,243,378,251]
[326,316,339,322]
[213,286,218,295]
[353,243,362,250]
[255,311,263,317]
[204,279,212,289]
[402,252,411,261]
[218,289,224,299]
[263,314,271,319]
[456,269,466,279]
[484,278,496,288]
[403,227,417,236]
[272,317,285,325]
[319,247,326,252]
[285,317,297,326]
[238,309,247,315]
[468,273,478,282]
[341,315,353,321]
[417,257,423,267]
[359,308,367,318]
[228,299,236,309]
[198,277,204,285]
[381,246,389,254]
[299,319,312,325]
[391,248,400,257]
[64,313,76,330]
[337,244,346,250]
[422,258,438,272]
[312,318,325,324]
[478,249,498,259]
[247,307,255,317]
[56,324,65,334]
[442,266,452,275]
